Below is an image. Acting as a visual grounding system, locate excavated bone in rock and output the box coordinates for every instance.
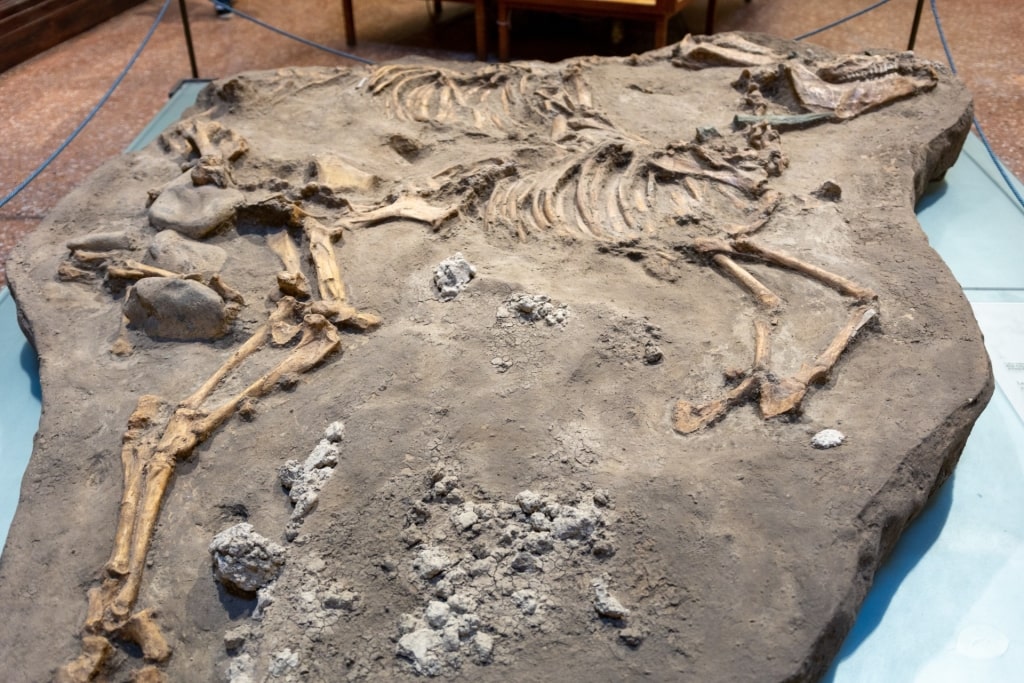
[278,429,342,540]
[812,428,846,449]
[396,629,444,676]
[148,172,244,239]
[433,252,476,300]
[66,230,134,252]
[504,293,569,325]
[310,154,378,192]
[0,32,991,683]
[123,277,231,340]
[144,229,227,275]
[592,578,630,620]
[209,523,286,595]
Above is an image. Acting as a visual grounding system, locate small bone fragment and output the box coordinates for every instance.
[311,154,378,192]
[57,262,96,283]
[267,230,311,298]
[753,318,771,371]
[66,231,134,252]
[130,666,168,683]
[55,635,112,683]
[734,112,832,130]
[70,249,118,267]
[551,114,568,140]
[208,274,244,305]
[106,260,182,282]
[120,609,172,662]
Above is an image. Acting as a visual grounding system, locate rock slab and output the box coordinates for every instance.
[0,33,991,683]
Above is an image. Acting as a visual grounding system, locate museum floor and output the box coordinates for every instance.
[1,0,1021,288]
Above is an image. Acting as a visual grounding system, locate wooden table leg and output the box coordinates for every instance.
[342,0,356,46]
[653,16,668,48]
[705,0,717,34]
[474,0,488,60]
[497,3,510,61]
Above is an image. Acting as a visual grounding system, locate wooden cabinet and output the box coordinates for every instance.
[1,0,147,73]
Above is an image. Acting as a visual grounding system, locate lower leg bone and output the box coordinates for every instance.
[65,302,344,681]
[759,305,877,418]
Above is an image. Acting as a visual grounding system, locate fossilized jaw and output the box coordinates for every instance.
[787,59,938,119]
[672,33,944,124]
[816,51,938,85]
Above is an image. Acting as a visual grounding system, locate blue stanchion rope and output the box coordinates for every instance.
[0,0,174,211]
[794,0,893,41]
[931,0,1024,211]
[210,1,375,66]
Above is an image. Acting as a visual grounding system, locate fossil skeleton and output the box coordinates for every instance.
[52,35,945,679]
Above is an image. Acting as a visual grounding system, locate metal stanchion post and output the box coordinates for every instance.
[907,0,926,50]
[179,0,200,78]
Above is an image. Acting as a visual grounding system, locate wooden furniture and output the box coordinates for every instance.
[0,0,146,73]
[496,0,695,61]
[340,0,489,61]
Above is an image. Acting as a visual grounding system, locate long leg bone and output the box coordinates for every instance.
[61,302,343,682]
[710,253,782,309]
[734,238,877,301]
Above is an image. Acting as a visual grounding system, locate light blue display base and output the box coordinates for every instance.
[0,288,41,553]
[1,91,1022,679]
[826,135,1024,682]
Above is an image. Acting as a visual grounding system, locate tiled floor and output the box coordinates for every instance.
[1,0,1021,287]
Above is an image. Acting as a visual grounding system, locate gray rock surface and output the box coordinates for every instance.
[209,523,286,595]
[0,33,992,683]
[433,252,476,300]
[148,172,244,239]
[145,229,228,274]
[123,276,230,340]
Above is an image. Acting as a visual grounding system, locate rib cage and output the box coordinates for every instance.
[481,131,781,243]
[367,61,610,134]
